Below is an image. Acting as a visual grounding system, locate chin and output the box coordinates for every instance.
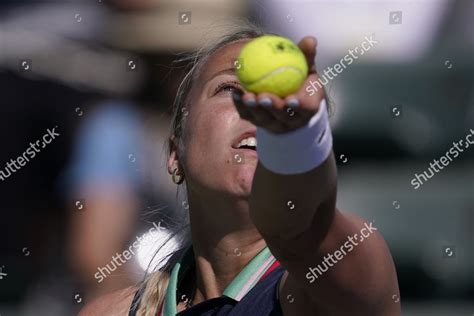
[233,164,256,197]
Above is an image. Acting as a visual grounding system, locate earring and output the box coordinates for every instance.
[172,167,184,185]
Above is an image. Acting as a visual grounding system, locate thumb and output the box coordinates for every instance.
[297,36,317,73]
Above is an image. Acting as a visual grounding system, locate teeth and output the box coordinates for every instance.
[238,136,257,148]
[247,137,257,146]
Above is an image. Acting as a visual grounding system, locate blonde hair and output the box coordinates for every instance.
[134,20,266,316]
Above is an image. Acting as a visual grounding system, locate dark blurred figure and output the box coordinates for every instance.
[0,71,94,314]
[0,0,249,315]
[0,1,143,314]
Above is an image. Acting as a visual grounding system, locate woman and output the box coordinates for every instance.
[79,22,400,316]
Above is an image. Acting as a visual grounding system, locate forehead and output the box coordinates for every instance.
[198,39,251,83]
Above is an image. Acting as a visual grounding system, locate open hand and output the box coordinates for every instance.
[232,36,326,134]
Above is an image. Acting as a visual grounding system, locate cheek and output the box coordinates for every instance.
[182,102,257,196]
[184,105,236,173]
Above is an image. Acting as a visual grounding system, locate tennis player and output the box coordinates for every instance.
[79,23,400,316]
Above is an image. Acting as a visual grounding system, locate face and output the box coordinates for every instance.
[169,39,258,200]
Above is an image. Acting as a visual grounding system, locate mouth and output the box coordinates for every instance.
[232,130,257,151]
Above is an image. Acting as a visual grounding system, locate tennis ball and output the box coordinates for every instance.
[235,35,308,97]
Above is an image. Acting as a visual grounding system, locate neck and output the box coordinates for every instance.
[185,190,266,305]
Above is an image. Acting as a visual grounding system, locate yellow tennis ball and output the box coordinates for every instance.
[236,35,308,97]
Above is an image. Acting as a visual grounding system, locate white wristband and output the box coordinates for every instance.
[256,99,333,175]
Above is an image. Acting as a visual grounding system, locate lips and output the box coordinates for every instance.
[232,130,257,150]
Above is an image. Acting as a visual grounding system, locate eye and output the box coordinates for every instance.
[213,80,242,96]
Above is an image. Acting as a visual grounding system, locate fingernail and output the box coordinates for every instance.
[232,90,244,105]
[286,99,300,107]
[244,98,257,107]
[258,97,272,107]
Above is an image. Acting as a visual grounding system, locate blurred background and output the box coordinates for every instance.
[0,0,472,315]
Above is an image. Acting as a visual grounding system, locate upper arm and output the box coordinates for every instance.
[278,211,400,316]
[249,126,399,314]
[78,287,137,316]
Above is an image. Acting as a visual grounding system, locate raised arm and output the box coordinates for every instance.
[232,36,400,316]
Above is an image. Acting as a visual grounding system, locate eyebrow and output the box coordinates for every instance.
[206,67,236,84]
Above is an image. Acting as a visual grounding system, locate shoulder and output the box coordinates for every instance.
[280,210,400,315]
[330,211,399,296]
[78,286,138,316]
[326,212,401,313]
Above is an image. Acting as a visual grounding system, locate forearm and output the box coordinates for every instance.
[249,151,337,262]
[248,96,337,258]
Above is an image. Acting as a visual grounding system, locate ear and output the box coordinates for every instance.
[167,134,181,175]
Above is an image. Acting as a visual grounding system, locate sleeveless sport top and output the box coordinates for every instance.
[129,247,285,316]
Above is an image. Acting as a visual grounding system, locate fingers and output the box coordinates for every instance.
[233,83,324,133]
[234,91,277,128]
[234,91,294,133]
[294,37,325,113]
[256,93,285,110]
[231,90,253,121]
[251,92,287,130]
[241,92,257,107]
[251,92,311,132]
[297,36,317,73]
[288,72,326,110]
[256,93,292,125]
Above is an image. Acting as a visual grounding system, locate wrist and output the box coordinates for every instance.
[256,99,332,175]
